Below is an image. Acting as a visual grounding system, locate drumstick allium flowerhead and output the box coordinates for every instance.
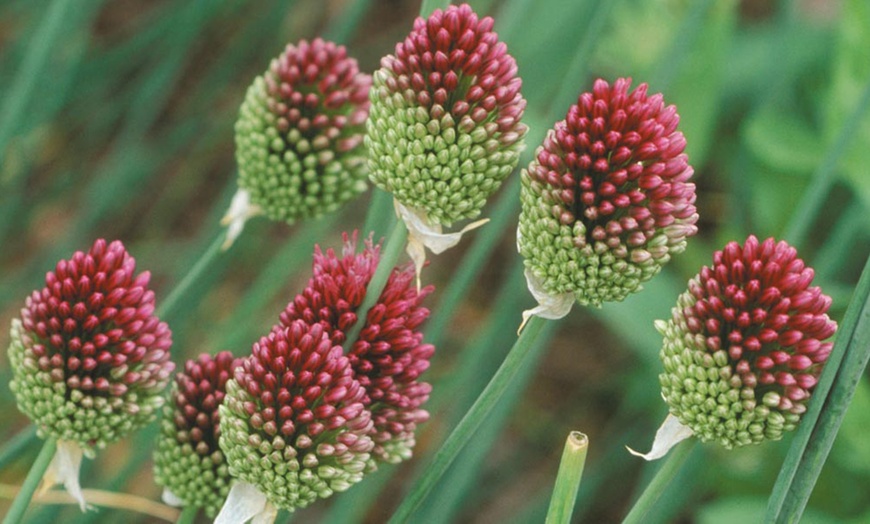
[234,38,371,224]
[219,321,375,511]
[280,232,434,463]
[367,3,527,226]
[154,351,241,517]
[658,236,836,448]
[518,78,698,307]
[8,239,173,453]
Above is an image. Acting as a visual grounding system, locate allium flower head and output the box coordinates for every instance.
[154,351,241,517]
[8,239,173,453]
[367,3,527,226]
[219,321,375,511]
[280,232,435,463]
[234,38,371,224]
[658,236,836,448]
[518,78,698,307]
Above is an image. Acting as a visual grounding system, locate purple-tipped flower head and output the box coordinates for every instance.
[280,233,435,463]
[367,3,527,226]
[8,239,174,453]
[235,38,372,224]
[658,236,837,448]
[219,321,375,511]
[154,351,241,517]
[518,78,698,306]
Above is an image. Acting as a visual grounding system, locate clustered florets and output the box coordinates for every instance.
[519,78,698,306]
[8,239,173,453]
[367,3,527,226]
[218,233,434,511]
[658,236,836,448]
[235,38,372,224]
[154,351,240,516]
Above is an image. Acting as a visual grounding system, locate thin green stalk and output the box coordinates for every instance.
[782,79,870,248]
[175,505,198,524]
[388,315,549,522]
[341,222,409,354]
[322,0,372,43]
[621,439,697,524]
[0,0,74,179]
[545,431,589,524]
[156,231,227,321]
[362,188,397,238]
[0,426,38,472]
[2,437,57,524]
[765,254,870,523]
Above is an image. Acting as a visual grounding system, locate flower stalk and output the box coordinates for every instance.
[545,431,589,524]
[2,436,57,524]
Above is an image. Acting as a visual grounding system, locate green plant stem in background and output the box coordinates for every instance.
[175,505,198,524]
[419,0,450,17]
[0,426,37,472]
[341,222,409,354]
[765,253,870,523]
[621,439,697,524]
[388,315,549,522]
[545,431,589,524]
[156,231,227,321]
[0,0,74,180]
[2,437,57,524]
[782,79,870,249]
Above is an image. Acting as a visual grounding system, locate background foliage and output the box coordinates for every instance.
[1,0,868,522]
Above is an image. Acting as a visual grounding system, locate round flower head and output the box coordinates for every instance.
[658,236,836,448]
[219,321,375,511]
[8,239,174,453]
[234,38,371,225]
[367,3,527,226]
[280,232,435,463]
[154,351,241,517]
[518,78,698,307]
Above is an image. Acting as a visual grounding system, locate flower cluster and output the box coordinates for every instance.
[235,38,372,224]
[218,233,434,512]
[367,3,527,226]
[518,78,698,307]
[154,351,241,517]
[658,236,836,448]
[8,239,173,454]
[219,321,375,510]
[279,234,435,463]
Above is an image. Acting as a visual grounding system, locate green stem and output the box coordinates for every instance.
[341,222,409,354]
[388,315,550,522]
[782,78,870,248]
[2,437,57,524]
[156,231,226,320]
[175,505,198,524]
[765,253,870,523]
[621,439,697,524]
[545,431,589,524]
[0,0,74,180]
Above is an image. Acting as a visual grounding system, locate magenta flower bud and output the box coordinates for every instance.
[280,232,435,463]
[8,239,174,453]
[518,78,699,307]
[367,3,528,226]
[219,321,375,510]
[234,38,372,226]
[658,235,837,448]
[154,351,241,516]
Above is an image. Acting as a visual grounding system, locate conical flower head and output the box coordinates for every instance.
[658,235,837,448]
[154,351,241,517]
[219,321,375,511]
[280,232,435,463]
[8,239,174,453]
[367,3,527,226]
[235,38,372,224]
[518,78,698,306]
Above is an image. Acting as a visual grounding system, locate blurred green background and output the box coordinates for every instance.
[1,0,869,522]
